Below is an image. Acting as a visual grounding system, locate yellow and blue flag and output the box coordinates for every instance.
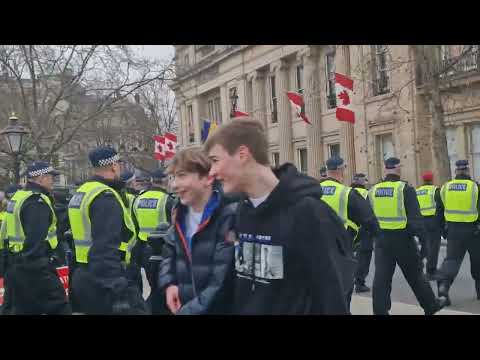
[201,119,217,142]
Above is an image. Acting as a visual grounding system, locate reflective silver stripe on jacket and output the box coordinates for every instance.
[337,186,349,224]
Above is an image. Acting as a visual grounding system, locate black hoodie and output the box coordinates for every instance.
[232,163,353,315]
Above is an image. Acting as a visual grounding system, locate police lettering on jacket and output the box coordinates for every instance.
[375,187,394,197]
[137,198,159,209]
[448,183,467,191]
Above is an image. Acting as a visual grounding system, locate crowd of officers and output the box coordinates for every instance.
[0,141,479,315]
[319,156,480,314]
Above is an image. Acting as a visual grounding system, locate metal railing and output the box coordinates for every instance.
[416,49,480,85]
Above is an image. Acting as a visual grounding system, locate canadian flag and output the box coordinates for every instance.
[286,91,311,125]
[164,132,177,159]
[232,110,249,118]
[154,135,166,161]
[335,72,355,124]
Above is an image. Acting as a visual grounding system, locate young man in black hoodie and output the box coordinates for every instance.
[204,118,353,315]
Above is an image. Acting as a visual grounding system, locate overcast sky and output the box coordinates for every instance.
[133,45,174,61]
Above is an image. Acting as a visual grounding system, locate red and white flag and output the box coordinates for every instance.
[56,266,70,297]
[232,110,249,118]
[154,135,166,161]
[335,73,355,124]
[164,132,177,159]
[287,91,311,125]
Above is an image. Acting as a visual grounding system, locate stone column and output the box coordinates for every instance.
[249,70,267,127]
[271,59,293,164]
[220,84,229,123]
[336,45,356,183]
[301,46,324,179]
[176,102,184,148]
[192,96,202,145]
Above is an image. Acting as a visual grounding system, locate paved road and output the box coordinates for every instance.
[352,243,480,315]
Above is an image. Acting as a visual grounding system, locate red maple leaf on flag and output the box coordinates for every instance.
[338,90,350,106]
[167,142,173,150]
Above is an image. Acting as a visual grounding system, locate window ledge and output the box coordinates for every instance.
[322,108,337,116]
[365,92,393,104]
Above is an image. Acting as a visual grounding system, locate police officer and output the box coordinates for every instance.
[0,184,22,315]
[351,173,374,293]
[370,157,447,315]
[320,157,379,311]
[132,168,175,314]
[69,146,149,315]
[416,171,444,281]
[437,160,480,306]
[120,170,140,216]
[1,161,71,314]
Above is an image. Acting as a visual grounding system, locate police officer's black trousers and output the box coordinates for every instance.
[372,231,438,315]
[72,266,150,315]
[423,216,442,275]
[6,257,71,315]
[438,224,480,290]
[355,228,373,285]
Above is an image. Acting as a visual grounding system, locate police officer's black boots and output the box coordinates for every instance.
[355,282,370,293]
[425,297,449,315]
[475,281,480,300]
[437,281,452,307]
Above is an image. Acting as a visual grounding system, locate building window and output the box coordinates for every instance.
[441,45,479,75]
[184,54,189,66]
[328,143,340,158]
[446,127,458,178]
[298,148,308,174]
[272,152,280,167]
[214,96,222,124]
[246,80,253,114]
[229,87,238,118]
[270,76,278,123]
[326,53,336,109]
[376,133,394,177]
[471,124,480,180]
[208,99,215,122]
[296,64,304,94]
[187,105,194,143]
[372,45,390,96]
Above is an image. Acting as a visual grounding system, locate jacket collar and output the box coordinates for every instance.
[384,174,401,182]
[89,175,124,192]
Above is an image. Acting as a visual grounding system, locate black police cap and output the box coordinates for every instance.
[353,173,367,180]
[26,161,60,178]
[88,146,120,168]
[326,157,345,170]
[384,157,401,169]
[455,159,469,170]
[151,168,167,180]
[120,170,136,183]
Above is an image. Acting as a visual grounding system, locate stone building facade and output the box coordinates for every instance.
[170,45,480,187]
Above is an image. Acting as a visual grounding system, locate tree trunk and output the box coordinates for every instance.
[429,85,451,183]
[419,45,452,184]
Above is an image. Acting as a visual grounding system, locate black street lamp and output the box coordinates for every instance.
[0,112,29,183]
